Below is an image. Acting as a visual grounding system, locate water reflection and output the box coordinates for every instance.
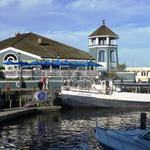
[0,108,149,150]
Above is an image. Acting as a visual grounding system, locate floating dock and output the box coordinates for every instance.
[0,106,61,123]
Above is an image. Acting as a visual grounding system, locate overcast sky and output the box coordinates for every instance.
[0,0,150,66]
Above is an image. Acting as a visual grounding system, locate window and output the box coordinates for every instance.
[98,37,106,45]
[98,50,105,62]
[109,38,116,45]
[110,50,116,62]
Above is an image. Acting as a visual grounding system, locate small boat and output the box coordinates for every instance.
[60,79,150,108]
[93,126,150,150]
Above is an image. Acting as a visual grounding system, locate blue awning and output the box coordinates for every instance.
[70,61,86,67]
[52,59,62,66]
[3,60,14,65]
[41,61,52,66]
[85,61,102,67]
[29,61,42,65]
[3,61,30,66]
[61,60,71,66]
[13,61,29,66]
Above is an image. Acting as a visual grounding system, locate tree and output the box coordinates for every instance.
[118,63,126,71]
[107,69,118,80]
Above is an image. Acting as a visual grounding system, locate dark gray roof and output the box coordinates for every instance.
[89,21,118,38]
[0,32,93,60]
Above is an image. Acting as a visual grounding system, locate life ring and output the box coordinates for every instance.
[34,91,47,101]
[16,81,21,88]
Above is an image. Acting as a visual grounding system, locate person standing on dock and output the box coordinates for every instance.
[38,80,43,90]
[38,77,48,90]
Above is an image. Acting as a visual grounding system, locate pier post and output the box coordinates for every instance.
[140,113,147,130]
[19,91,22,107]
[32,87,35,102]
[9,98,12,108]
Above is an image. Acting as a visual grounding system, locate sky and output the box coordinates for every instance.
[0,0,150,67]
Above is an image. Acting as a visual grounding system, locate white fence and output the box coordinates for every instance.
[3,69,98,79]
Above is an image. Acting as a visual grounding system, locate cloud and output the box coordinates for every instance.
[67,0,120,11]
[119,47,150,67]
[67,0,150,20]
[39,22,150,67]
[0,0,13,7]
[0,0,150,67]
[115,24,150,66]
[44,30,90,51]
[0,0,54,10]
[117,25,150,49]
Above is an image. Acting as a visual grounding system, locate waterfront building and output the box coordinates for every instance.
[0,32,99,81]
[89,20,119,72]
[126,67,150,82]
[0,32,92,70]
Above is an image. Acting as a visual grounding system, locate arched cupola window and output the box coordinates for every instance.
[110,50,116,62]
[98,50,105,62]
[4,54,17,62]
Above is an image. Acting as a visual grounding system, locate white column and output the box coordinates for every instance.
[106,37,109,45]
[89,39,92,46]
[96,38,99,45]
[114,39,117,45]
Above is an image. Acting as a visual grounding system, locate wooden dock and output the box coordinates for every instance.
[35,106,61,112]
[0,106,61,123]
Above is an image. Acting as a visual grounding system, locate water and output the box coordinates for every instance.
[0,108,150,150]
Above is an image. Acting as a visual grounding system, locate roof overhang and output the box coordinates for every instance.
[88,35,119,39]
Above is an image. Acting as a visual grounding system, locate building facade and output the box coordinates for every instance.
[89,20,119,72]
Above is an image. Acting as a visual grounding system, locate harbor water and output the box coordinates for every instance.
[0,108,150,150]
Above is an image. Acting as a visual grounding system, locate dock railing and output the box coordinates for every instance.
[1,87,55,109]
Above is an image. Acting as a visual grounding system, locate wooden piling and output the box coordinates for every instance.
[140,113,147,130]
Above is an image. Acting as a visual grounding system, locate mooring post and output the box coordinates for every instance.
[140,113,147,130]
[9,98,12,109]
[19,91,22,107]
[32,87,35,102]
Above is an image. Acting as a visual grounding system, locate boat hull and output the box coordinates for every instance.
[94,127,150,150]
[61,92,150,108]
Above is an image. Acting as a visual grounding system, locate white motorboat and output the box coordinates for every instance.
[94,126,150,150]
[60,79,150,108]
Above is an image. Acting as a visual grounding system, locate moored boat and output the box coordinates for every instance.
[60,79,150,108]
[93,126,150,150]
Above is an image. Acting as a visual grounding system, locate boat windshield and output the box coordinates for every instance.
[93,79,101,85]
[142,131,150,141]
